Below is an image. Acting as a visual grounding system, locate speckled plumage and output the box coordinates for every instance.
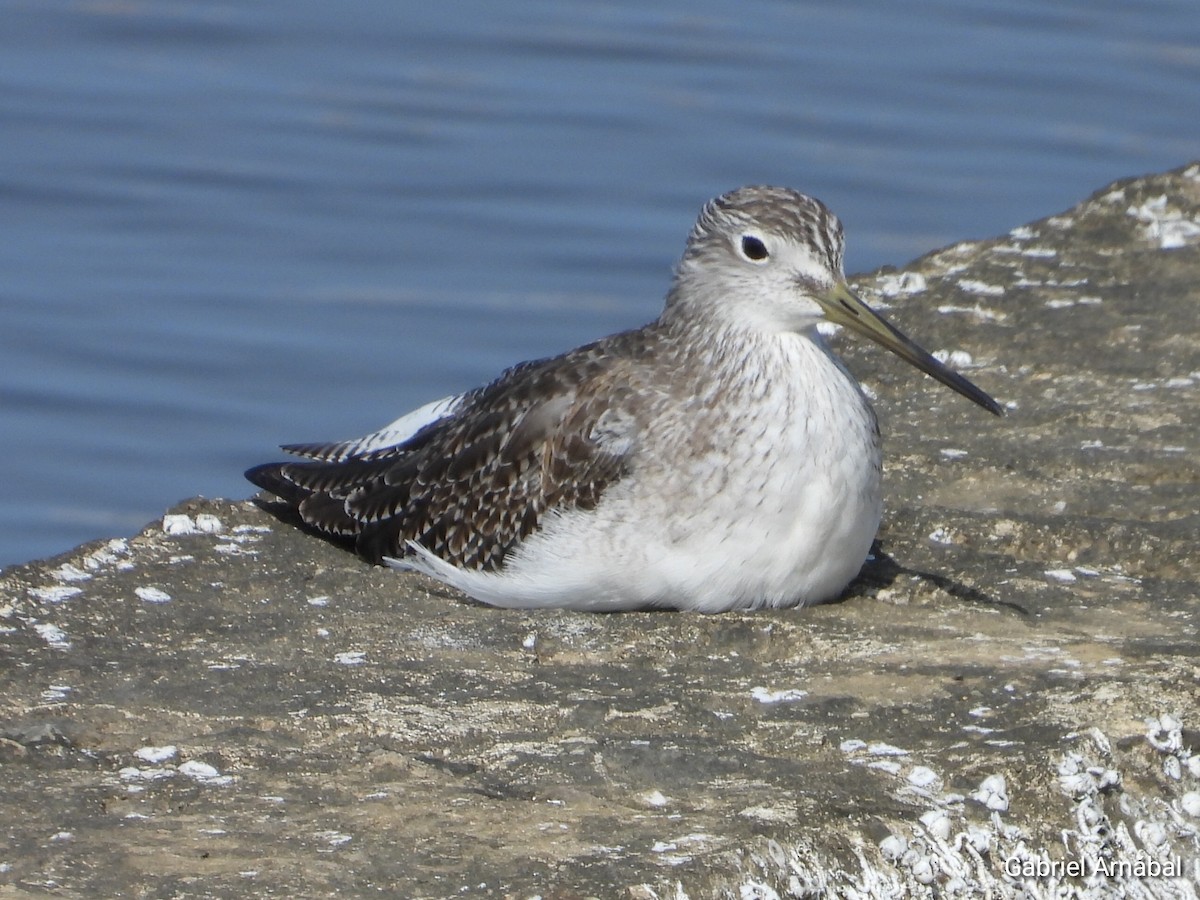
[247,186,999,611]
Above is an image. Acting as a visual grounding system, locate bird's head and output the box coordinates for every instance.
[670,185,1002,415]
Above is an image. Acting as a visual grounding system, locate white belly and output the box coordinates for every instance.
[394,332,883,612]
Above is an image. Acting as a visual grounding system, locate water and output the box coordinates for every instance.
[2,0,1198,567]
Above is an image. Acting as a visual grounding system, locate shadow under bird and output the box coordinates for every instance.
[246,186,1001,612]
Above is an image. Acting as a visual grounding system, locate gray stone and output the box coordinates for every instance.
[2,164,1199,898]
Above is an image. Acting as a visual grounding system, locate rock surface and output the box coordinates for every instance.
[3,164,1200,898]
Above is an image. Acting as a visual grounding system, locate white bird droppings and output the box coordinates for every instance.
[1181,792,1200,817]
[957,279,1005,297]
[970,774,1009,811]
[1127,194,1200,249]
[750,687,808,704]
[927,527,954,544]
[119,766,174,782]
[931,348,975,369]
[135,745,179,764]
[906,766,941,789]
[1044,568,1077,584]
[875,271,927,298]
[51,563,92,583]
[33,622,71,650]
[738,880,781,900]
[178,760,234,786]
[1145,714,1182,752]
[867,742,910,757]
[163,513,225,535]
[641,790,670,808]
[1163,755,1182,780]
[919,809,953,841]
[28,586,84,604]
[879,834,908,860]
[162,514,197,535]
[315,830,353,848]
[41,684,72,703]
[194,514,224,534]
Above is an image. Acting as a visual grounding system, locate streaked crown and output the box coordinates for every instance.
[681,185,845,277]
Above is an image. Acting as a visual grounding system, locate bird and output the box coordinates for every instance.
[246,186,1001,613]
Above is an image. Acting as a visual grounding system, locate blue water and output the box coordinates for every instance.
[2,0,1198,567]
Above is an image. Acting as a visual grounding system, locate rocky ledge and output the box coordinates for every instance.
[2,164,1199,899]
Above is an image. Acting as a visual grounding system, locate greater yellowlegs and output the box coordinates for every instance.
[246,186,1000,611]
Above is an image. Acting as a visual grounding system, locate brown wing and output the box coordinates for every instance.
[245,326,658,570]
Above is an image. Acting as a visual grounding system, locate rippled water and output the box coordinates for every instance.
[2,0,1198,566]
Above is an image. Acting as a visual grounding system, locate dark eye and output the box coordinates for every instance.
[740,235,769,261]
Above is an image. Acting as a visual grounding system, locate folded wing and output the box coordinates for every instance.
[245,332,652,570]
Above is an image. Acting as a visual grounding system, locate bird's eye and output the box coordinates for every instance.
[740,235,769,261]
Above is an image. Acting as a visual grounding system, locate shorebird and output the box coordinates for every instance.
[246,186,1001,612]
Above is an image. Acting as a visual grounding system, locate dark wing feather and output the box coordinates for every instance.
[277,456,395,495]
[277,440,361,463]
[297,492,361,535]
[245,325,659,570]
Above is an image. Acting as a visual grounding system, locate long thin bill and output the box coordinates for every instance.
[817,281,1003,416]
